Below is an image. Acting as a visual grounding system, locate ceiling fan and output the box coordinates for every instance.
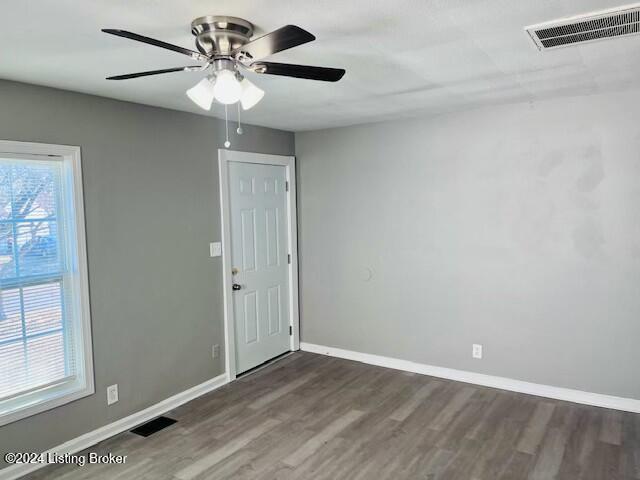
[102,16,346,112]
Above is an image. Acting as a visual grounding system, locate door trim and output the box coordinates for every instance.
[218,150,299,380]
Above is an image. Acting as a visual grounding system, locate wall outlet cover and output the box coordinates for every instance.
[107,384,119,405]
[212,344,220,359]
[472,344,483,359]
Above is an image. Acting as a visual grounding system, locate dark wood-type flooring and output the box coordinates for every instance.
[31,351,640,479]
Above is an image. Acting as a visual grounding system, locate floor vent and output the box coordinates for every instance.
[525,3,640,50]
[130,416,177,437]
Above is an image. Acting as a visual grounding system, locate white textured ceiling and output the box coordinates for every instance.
[2,0,640,131]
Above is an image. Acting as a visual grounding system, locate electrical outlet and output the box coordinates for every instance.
[212,344,220,359]
[107,384,119,405]
[472,344,483,359]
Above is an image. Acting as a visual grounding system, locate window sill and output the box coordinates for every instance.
[0,377,94,427]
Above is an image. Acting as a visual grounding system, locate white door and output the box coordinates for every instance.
[228,161,291,374]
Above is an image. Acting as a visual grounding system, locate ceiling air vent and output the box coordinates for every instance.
[525,3,640,50]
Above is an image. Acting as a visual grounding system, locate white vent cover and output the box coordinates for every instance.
[525,3,640,50]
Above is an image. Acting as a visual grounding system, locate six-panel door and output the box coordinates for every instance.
[228,161,290,374]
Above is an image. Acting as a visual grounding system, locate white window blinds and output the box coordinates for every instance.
[0,142,93,425]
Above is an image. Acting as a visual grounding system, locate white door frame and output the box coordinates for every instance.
[218,149,299,380]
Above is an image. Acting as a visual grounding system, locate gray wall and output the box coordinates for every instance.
[296,90,640,400]
[0,80,293,462]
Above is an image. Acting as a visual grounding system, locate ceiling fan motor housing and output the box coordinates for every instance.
[191,16,254,56]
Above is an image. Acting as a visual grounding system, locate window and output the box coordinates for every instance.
[0,141,93,426]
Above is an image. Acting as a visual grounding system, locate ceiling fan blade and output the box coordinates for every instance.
[102,29,209,62]
[234,25,315,61]
[106,66,200,80]
[252,62,345,82]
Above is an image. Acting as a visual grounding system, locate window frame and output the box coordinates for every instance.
[0,140,94,426]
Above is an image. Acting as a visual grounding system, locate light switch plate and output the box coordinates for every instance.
[209,242,222,257]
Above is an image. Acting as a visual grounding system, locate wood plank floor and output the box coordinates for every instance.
[31,352,640,479]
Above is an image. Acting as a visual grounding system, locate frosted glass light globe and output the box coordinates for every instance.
[213,70,242,104]
[240,78,265,110]
[186,77,215,111]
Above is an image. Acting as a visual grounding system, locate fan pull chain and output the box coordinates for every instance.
[237,103,243,135]
[224,104,231,148]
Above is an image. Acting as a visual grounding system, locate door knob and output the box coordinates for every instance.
[232,284,242,291]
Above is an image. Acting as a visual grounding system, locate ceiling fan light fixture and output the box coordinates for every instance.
[186,76,215,111]
[240,78,265,110]
[213,70,243,105]
[104,18,346,137]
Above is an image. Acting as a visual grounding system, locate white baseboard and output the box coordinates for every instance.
[300,342,640,414]
[1,373,229,480]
